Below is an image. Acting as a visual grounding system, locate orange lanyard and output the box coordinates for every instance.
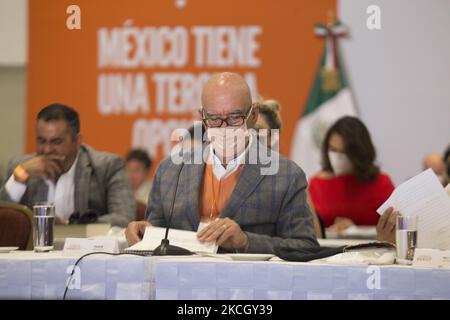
[209,170,221,221]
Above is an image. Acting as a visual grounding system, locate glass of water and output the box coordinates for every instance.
[395,215,418,265]
[33,203,55,252]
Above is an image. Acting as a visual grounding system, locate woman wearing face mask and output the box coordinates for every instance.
[308,116,395,235]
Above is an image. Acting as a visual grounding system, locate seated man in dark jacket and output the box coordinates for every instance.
[0,103,135,227]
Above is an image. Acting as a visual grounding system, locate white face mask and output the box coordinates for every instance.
[207,124,249,164]
[328,151,353,176]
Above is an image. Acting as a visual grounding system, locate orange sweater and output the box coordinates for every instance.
[199,163,244,222]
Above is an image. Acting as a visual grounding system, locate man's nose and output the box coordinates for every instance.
[42,143,54,154]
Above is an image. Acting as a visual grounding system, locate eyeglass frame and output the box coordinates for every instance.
[200,105,253,128]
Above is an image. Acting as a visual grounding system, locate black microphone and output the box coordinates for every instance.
[153,162,193,256]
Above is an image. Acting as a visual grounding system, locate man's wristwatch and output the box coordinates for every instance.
[13,165,30,183]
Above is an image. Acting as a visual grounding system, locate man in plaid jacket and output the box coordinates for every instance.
[126,72,318,253]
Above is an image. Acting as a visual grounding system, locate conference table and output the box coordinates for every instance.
[2,250,450,300]
[0,250,155,300]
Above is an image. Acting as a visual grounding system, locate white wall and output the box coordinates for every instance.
[0,0,27,66]
[0,67,26,180]
[0,0,27,181]
[339,0,450,184]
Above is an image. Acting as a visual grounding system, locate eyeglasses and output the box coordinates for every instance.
[201,106,252,128]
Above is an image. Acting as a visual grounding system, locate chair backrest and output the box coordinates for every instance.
[135,201,147,221]
[0,201,34,250]
[306,192,325,239]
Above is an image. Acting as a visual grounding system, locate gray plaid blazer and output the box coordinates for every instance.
[0,145,135,227]
[147,141,319,253]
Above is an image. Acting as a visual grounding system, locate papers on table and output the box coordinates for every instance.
[54,223,111,238]
[413,248,450,269]
[377,169,450,250]
[125,226,218,254]
[326,225,377,239]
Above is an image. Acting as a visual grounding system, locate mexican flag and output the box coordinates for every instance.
[290,21,357,180]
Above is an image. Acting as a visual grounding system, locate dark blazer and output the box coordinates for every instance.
[147,140,319,253]
[0,145,136,227]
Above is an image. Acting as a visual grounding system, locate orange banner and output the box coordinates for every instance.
[27,0,335,173]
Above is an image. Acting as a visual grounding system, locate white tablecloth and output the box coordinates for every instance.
[0,251,155,300]
[2,252,450,300]
[154,257,450,300]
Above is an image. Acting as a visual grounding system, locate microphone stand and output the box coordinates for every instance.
[153,162,193,256]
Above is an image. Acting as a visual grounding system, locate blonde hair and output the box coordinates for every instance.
[255,99,282,131]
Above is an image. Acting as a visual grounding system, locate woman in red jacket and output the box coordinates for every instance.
[308,116,395,234]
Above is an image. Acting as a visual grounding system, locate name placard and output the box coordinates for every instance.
[413,248,450,269]
[63,238,119,256]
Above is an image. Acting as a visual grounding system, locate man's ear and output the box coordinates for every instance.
[251,103,259,120]
[76,133,82,148]
[247,103,259,127]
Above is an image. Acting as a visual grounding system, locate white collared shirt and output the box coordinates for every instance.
[210,134,253,180]
[5,156,79,222]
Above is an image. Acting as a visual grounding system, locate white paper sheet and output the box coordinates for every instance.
[377,169,450,250]
[125,226,218,254]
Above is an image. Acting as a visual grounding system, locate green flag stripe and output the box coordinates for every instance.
[302,47,349,117]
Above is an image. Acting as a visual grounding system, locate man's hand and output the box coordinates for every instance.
[376,207,400,244]
[328,217,355,235]
[125,221,152,245]
[20,155,65,182]
[197,218,248,251]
